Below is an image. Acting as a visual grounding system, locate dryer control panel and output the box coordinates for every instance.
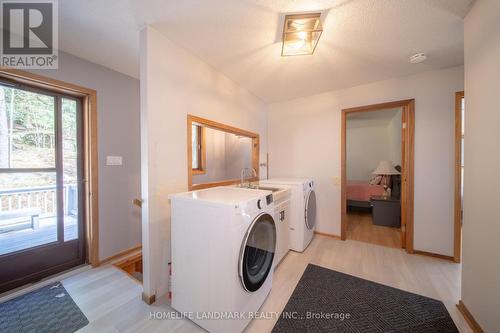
[302,181,314,197]
[303,181,314,190]
[257,194,273,209]
[266,194,273,205]
[238,194,274,216]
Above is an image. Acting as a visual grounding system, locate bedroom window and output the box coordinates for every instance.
[191,124,205,174]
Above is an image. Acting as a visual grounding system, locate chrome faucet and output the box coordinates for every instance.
[240,167,257,188]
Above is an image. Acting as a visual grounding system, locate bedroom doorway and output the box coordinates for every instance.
[341,100,415,252]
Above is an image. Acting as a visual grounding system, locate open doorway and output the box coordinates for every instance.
[345,108,403,248]
[341,100,415,252]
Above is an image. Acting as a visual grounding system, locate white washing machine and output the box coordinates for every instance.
[169,187,276,333]
[235,185,291,268]
[259,178,316,252]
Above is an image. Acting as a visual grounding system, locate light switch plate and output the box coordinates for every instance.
[106,156,123,166]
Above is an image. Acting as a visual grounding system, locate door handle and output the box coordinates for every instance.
[133,198,143,208]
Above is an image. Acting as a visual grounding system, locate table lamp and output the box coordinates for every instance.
[373,161,400,197]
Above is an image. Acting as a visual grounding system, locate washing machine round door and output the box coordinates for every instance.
[305,190,316,230]
[239,213,276,292]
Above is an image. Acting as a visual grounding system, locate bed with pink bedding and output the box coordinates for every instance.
[347,181,384,206]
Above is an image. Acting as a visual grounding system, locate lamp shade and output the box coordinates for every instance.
[372,161,400,175]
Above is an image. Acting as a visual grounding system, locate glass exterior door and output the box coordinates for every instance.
[0,82,85,293]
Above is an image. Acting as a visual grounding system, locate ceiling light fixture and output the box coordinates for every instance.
[410,53,427,64]
[282,13,323,56]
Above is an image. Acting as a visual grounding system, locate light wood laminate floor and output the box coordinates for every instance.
[61,235,471,333]
[346,211,402,248]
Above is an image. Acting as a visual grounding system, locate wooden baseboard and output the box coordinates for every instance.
[99,245,142,266]
[314,231,341,239]
[457,300,485,333]
[142,292,156,305]
[413,250,454,261]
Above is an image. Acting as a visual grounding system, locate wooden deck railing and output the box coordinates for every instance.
[0,184,77,218]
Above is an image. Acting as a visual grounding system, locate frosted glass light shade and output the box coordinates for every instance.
[282,13,323,56]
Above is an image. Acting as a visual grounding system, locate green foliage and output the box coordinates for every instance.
[0,86,77,147]
[0,86,78,175]
[11,88,55,146]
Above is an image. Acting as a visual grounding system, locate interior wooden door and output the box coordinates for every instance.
[400,102,415,252]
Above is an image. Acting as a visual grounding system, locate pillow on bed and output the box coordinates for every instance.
[369,175,382,185]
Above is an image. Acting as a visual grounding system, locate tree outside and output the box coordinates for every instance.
[0,85,78,216]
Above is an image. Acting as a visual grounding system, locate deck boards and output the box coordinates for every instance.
[0,217,77,255]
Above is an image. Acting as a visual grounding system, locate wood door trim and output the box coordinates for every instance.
[454,91,464,263]
[341,99,415,253]
[0,68,99,267]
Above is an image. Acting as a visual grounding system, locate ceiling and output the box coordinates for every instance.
[58,0,474,103]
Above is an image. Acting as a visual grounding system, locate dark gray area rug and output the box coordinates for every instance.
[272,264,459,333]
[0,282,89,333]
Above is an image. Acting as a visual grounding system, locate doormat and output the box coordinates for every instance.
[272,264,459,333]
[0,282,89,333]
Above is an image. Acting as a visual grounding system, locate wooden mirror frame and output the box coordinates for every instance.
[187,115,259,191]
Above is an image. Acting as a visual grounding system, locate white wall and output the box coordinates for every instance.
[140,26,268,298]
[268,66,463,256]
[346,111,402,181]
[31,52,141,261]
[462,0,500,331]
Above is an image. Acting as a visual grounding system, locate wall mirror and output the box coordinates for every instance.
[187,115,259,190]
